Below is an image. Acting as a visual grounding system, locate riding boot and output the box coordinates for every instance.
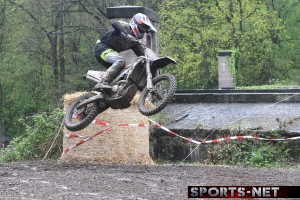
[94,59,125,90]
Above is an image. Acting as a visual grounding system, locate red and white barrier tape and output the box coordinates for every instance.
[64,132,87,138]
[63,119,148,154]
[63,126,112,154]
[63,117,300,155]
[147,118,300,145]
[64,123,146,139]
[118,123,147,127]
[92,119,109,126]
[91,119,147,127]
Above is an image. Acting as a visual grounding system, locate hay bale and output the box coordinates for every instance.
[60,92,154,165]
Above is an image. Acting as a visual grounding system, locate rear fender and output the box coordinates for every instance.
[84,70,105,83]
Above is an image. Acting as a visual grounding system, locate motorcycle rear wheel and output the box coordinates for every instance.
[138,73,177,116]
[64,92,101,131]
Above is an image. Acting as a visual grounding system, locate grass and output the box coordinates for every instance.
[237,81,300,89]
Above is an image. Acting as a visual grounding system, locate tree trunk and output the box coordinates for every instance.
[0,82,5,136]
[51,1,60,87]
[71,1,83,74]
[51,36,59,84]
[228,0,237,48]
[237,0,243,49]
[0,2,5,136]
[59,1,65,82]
[71,38,80,73]
[0,1,6,52]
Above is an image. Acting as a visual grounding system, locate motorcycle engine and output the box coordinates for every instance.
[111,85,119,93]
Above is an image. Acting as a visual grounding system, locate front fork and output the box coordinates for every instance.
[145,57,154,92]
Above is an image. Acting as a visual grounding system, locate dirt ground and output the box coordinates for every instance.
[0,160,299,200]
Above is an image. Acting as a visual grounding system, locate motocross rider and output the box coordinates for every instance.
[94,13,157,90]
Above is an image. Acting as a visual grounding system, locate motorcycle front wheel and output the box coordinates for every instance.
[138,73,177,116]
[64,92,102,131]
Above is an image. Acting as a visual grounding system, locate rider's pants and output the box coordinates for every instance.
[95,42,125,83]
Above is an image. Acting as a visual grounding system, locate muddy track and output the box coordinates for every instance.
[0,160,299,199]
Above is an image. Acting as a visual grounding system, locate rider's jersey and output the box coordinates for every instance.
[99,21,144,56]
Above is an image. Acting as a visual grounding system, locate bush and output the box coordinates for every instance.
[206,131,292,167]
[0,108,64,162]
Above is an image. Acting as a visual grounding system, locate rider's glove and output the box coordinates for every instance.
[125,34,138,43]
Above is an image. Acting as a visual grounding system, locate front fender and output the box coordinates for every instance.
[150,57,176,71]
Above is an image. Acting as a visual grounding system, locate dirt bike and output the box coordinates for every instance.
[64,39,177,131]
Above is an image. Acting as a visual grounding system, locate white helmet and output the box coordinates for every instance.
[129,13,157,39]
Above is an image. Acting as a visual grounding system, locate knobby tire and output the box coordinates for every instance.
[64,92,100,131]
[138,74,177,116]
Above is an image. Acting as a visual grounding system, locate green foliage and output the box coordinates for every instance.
[160,0,219,89]
[0,0,103,138]
[150,111,174,125]
[2,0,300,166]
[207,132,291,167]
[0,0,163,140]
[159,0,291,88]
[263,0,300,84]
[0,109,64,162]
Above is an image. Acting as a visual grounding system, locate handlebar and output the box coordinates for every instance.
[121,32,157,58]
[121,32,144,46]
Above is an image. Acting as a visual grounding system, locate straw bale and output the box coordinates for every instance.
[63,91,102,106]
[131,91,154,108]
[63,92,85,106]
[61,92,154,165]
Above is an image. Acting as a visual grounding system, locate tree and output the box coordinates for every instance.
[263,0,300,84]
[0,0,163,139]
[159,0,285,88]
[0,82,4,136]
[0,0,7,136]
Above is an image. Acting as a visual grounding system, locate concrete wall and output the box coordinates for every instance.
[150,89,300,162]
[218,56,234,89]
